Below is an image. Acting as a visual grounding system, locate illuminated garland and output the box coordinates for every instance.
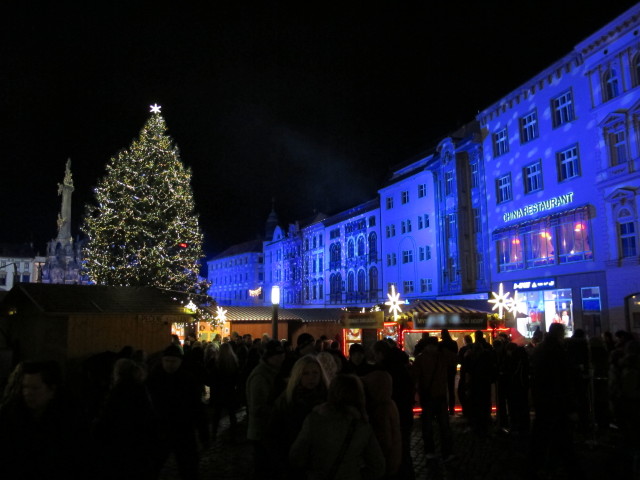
[82,105,207,293]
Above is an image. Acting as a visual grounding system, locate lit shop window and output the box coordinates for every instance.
[497,232,524,272]
[524,221,555,268]
[557,211,593,263]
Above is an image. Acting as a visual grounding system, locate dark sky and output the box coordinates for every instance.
[1,1,637,258]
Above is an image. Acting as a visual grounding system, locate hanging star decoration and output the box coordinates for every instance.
[510,291,528,316]
[488,283,513,319]
[385,284,403,322]
[150,103,162,114]
[214,306,227,324]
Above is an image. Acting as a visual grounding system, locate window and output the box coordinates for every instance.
[520,110,539,143]
[386,224,396,238]
[347,239,355,258]
[418,184,427,198]
[523,219,555,268]
[496,174,512,204]
[497,231,525,272]
[634,54,640,87]
[418,214,429,229]
[418,246,431,261]
[402,250,413,263]
[368,215,376,227]
[473,208,481,234]
[368,267,378,299]
[347,271,355,293]
[406,219,412,233]
[21,274,30,283]
[552,90,575,127]
[401,221,407,234]
[357,237,365,257]
[471,162,479,188]
[424,214,430,228]
[557,209,592,263]
[386,196,394,209]
[357,270,366,293]
[445,171,454,195]
[386,253,397,266]
[523,161,543,194]
[618,209,637,258]
[581,287,601,312]
[420,278,433,293]
[368,232,377,261]
[493,128,509,156]
[557,145,580,181]
[608,128,628,166]
[403,281,414,294]
[603,67,620,101]
[446,214,456,239]
[401,190,409,204]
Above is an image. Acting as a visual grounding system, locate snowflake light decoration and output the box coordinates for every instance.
[214,306,227,324]
[150,103,162,114]
[385,284,403,322]
[488,283,513,319]
[184,300,197,313]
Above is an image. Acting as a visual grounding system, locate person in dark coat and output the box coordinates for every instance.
[530,323,583,478]
[440,329,459,415]
[0,360,91,480]
[412,336,457,461]
[92,358,159,480]
[466,330,497,437]
[373,339,415,480]
[343,343,375,377]
[456,334,473,417]
[146,344,209,480]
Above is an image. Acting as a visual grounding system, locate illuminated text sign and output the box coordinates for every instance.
[513,278,556,290]
[503,192,574,223]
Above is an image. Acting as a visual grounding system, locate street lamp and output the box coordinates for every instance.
[271,285,280,341]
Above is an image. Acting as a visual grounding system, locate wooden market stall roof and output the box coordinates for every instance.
[0,283,190,315]
[209,306,344,323]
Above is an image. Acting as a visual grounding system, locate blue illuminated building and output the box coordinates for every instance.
[209,4,640,335]
[478,3,640,336]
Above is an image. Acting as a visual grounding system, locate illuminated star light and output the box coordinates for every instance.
[385,284,403,322]
[150,103,162,114]
[215,306,227,323]
[185,300,197,312]
[488,282,512,319]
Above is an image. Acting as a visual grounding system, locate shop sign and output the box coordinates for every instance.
[503,192,574,223]
[513,278,556,291]
[341,311,384,329]
[413,313,487,330]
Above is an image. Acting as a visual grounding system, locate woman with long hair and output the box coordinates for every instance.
[270,354,329,478]
[290,374,385,480]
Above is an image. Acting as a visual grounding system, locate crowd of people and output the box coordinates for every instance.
[0,326,638,479]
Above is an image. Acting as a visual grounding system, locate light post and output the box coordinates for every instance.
[271,285,280,341]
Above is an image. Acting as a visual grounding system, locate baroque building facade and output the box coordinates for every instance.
[208,4,640,334]
[477,3,640,336]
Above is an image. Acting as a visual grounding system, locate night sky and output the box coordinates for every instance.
[1,1,637,258]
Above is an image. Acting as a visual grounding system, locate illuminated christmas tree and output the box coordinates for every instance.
[82,104,206,293]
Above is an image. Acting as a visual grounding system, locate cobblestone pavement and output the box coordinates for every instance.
[160,409,633,480]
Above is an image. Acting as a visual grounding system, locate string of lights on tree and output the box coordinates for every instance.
[82,104,208,295]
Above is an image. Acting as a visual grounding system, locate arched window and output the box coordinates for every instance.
[347,239,355,258]
[368,267,378,300]
[330,243,342,266]
[357,269,366,293]
[347,271,355,293]
[357,236,365,257]
[368,232,377,261]
[604,67,620,101]
[618,208,637,258]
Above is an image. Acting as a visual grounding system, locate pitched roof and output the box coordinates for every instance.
[206,306,343,323]
[1,284,191,315]
[212,239,263,260]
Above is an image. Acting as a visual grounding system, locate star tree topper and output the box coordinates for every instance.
[385,284,403,322]
[150,103,162,114]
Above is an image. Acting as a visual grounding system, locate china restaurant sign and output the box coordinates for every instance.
[503,192,574,223]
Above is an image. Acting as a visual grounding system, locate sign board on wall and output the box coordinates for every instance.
[413,313,487,330]
[341,311,384,329]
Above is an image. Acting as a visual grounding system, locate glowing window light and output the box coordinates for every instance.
[539,231,552,239]
[512,238,521,244]
[574,223,585,232]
